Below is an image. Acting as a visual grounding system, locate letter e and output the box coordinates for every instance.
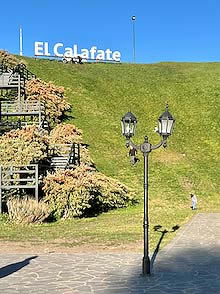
[112,51,121,62]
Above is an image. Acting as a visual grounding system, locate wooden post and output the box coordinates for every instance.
[35,165,39,202]
[39,101,42,128]
[0,166,2,214]
[10,166,13,185]
[18,74,21,103]
[78,143,80,165]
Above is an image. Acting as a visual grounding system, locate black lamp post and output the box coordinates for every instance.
[121,104,175,275]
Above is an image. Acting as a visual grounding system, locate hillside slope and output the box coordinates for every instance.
[21,58,220,249]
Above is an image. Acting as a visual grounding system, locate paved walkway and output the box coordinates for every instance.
[0,213,220,293]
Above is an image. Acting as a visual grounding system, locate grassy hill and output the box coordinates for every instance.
[1,58,220,252]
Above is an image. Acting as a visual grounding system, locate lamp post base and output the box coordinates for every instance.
[142,256,151,275]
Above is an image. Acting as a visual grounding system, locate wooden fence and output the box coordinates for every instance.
[0,165,38,213]
[0,100,46,129]
[0,100,45,115]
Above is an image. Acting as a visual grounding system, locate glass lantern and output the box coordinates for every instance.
[121,112,137,138]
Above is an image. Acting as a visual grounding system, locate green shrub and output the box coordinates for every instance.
[43,165,136,219]
[49,123,83,144]
[7,198,51,224]
[26,79,71,127]
[0,213,9,223]
[89,172,137,212]
[0,50,24,67]
[0,126,48,165]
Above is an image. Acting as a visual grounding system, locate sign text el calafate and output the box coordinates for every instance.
[34,42,121,62]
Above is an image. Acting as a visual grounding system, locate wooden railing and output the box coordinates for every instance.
[0,63,9,74]
[0,100,45,115]
[0,165,39,213]
[49,143,73,155]
[13,64,36,81]
[49,143,80,169]
[0,63,35,100]
[0,72,13,87]
[0,144,81,212]
[0,63,36,81]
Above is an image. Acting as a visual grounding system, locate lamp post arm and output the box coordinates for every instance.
[125,138,140,151]
[151,136,168,151]
[126,136,168,153]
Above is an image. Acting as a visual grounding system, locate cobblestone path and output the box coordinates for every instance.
[0,213,220,293]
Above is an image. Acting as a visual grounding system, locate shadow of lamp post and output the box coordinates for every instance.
[120,104,175,275]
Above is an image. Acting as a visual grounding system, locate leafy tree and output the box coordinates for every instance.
[26,79,71,127]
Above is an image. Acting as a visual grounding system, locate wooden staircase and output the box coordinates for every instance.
[49,143,80,170]
[0,63,46,130]
[0,63,82,214]
[50,156,69,170]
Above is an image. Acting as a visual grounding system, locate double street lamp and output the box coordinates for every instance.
[120,104,175,275]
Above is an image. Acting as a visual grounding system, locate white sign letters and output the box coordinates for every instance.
[34,42,121,62]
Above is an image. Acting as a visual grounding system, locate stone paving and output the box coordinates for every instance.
[0,213,220,293]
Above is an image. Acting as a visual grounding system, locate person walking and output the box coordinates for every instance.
[190,193,197,210]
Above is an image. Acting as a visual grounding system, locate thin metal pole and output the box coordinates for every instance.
[132,19,136,63]
[19,26,23,56]
[143,152,150,275]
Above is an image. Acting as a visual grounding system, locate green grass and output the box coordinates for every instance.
[1,58,220,252]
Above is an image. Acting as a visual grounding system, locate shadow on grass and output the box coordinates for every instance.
[61,111,75,122]
[0,256,38,279]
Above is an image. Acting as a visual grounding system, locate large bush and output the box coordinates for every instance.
[43,165,136,219]
[49,123,83,144]
[26,79,71,127]
[0,126,48,165]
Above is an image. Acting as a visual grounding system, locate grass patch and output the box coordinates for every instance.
[1,59,220,252]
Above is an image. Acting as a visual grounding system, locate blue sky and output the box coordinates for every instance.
[0,0,220,63]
